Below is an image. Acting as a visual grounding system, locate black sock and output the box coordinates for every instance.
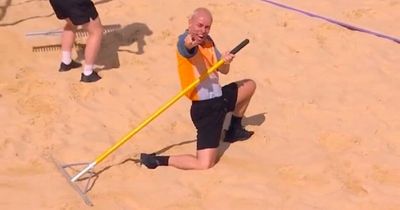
[230,115,243,130]
[155,156,169,166]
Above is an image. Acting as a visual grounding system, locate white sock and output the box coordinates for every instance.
[83,64,94,76]
[61,51,72,65]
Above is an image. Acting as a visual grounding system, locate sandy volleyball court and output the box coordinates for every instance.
[0,0,399,209]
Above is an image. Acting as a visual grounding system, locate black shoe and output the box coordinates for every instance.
[59,60,82,72]
[80,71,101,83]
[224,127,254,143]
[140,153,160,169]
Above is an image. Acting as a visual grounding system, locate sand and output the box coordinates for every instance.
[0,0,399,209]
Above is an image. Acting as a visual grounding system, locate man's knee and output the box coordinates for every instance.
[64,20,77,31]
[92,25,103,37]
[196,155,217,169]
[86,18,103,36]
[246,79,256,93]
[198,160,216,169]
[238,79,256,96]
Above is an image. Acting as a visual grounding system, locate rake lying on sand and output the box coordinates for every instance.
[52,39,250,206]
[26,24,121,38]
[32,43,84,52]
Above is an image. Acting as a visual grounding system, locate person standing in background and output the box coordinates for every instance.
[49,0,103,82]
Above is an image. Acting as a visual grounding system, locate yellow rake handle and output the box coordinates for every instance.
[94,39,250,165]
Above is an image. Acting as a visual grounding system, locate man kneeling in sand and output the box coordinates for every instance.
[140,7,256,170]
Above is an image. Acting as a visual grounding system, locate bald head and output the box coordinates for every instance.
[190,7,213,23]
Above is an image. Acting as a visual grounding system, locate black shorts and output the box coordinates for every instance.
[49,0,99,25]
[190,83,238,150]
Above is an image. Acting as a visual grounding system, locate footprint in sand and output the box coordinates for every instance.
[383,131,400,156]
[330,161,369,196]
[0,138,13,156]
[344,8,375,20]
[15,80,61,124]
[371,165,400,187]
[277,166,307,186]
[311,24,340,49]
[317,132,362,153]
[243,8,261,21]
[150,29,174,46]
[276,165,331,190]
[68,83,104,102]
[0,133,38,160]
[315,32,327,48]
[342,177,368,196]
[170,121,177,131]
[17,95,59,116]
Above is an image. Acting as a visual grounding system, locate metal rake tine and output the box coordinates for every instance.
[104,28,118,33]
[32,44,62,52]
[103,24,122,33]
[26,24,121,37]
[26,30,62,37]
[78,31,88,38]
[75,28,119,38]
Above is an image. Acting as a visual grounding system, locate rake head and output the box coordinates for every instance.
[32,43,84,53]
[74,24,122,38]
[51,156,97,206]
[26,24,122,37]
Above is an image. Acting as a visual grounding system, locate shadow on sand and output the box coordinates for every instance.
[76,22,153,70]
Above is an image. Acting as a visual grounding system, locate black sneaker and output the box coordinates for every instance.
[80,71,101,83]
[224,127,254,143]
[59,60,82,72]
[140,153,159,169]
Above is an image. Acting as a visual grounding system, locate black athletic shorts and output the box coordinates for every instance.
[190,82,238,150]
[49,0,99,25]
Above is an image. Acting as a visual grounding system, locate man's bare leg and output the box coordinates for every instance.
[168,148,219,170]
[79,17,103,81]
[82,17,103,67]
[140,148,219,170]
[225,79,256,142]
[61,19,76,53]
[58,19,82,72]
[233,79,257,117]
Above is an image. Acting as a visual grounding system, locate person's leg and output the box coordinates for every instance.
[74,16,103,82]
[168,148,219,170]
[140,148,218,170]
[81,17,103,76]
[233,79,257,117]
[61,19,76,55]
[58,19,82,71]
[225,79,256,142]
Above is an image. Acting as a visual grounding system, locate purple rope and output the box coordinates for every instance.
[260,0,400,44]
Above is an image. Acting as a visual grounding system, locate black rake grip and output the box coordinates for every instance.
[230,39,250,54]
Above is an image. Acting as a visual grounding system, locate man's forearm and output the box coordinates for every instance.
[218,63,230,74]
